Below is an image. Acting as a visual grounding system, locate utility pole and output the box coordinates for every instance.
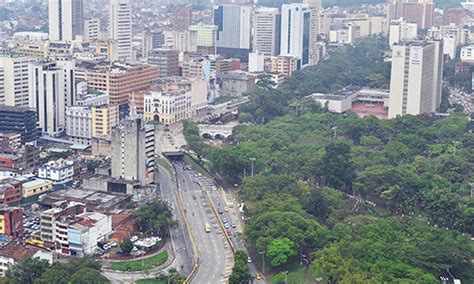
[259,251,266,272]
[250,158,256,176]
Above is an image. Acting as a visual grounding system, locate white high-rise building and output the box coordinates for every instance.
[280,4,312,69]
[49,0,84,42]
[213,5,252,53]
[389,18,418,46]
[84,18,100,43]
[253,7,281,57]
[388,40,443,118]
[0,53,36,107]
[109,0,132,62]
[29,61,76,137]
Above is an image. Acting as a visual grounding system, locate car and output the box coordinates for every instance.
[247,257,252,263]
[231,223,236,228]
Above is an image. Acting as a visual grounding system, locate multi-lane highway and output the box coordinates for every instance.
[174,163,234,283]
[157,165,194,276]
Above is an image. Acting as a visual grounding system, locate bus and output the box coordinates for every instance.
[205,222,211,233]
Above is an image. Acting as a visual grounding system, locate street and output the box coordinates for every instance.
[175,163,234,283]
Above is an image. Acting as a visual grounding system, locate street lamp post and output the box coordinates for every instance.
[250,158,256,176]
[283,271,289,284]
[259,251,265,272]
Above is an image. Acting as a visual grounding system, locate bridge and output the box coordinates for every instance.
[197,124,234,140]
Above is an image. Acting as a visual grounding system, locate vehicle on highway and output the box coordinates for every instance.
[205,222,211,233]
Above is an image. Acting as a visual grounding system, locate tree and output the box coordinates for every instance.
[6,258,50,284]
[120,238,134,255]
[69,268,109,284]
[321,140,356,191]
[267,238,298,267]
[229,251,252,284]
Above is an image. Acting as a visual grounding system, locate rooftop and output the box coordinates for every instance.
[0,242,42,261]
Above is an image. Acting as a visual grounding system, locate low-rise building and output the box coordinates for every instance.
[14,176,53,198]
[219,71,255,97]
[0,242,51,276]
[67,212,112,256]
[37,159,74,189]
[0,207,23,239]
[0,181,22,206]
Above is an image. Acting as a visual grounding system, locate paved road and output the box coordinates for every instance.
[181,163,265,284]
[158,165,194,276]
[175,163,233,283]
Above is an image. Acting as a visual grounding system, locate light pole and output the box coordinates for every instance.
[250,158,256,176]
[283,271,289,284]
[259,251,265,272]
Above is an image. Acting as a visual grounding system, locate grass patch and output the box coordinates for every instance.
[268,262,324,284]
[156,157,173,173]
[111,251,168,271]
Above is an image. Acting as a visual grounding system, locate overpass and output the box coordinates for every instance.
[197,124,234,140]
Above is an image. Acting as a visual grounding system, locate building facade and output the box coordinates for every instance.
[280,4,311,69]
[109,0,132,61]
[389,40,443,118]
[49,0,84,42]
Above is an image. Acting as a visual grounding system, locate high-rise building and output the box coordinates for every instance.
[109,0,132,62]
[303,0,322,65]
[163,30,198,53]
[389,18,418,46]
[389,40,443,118]
[0,52,36,107]
[253,7,281,57]
[189,24,218,48]
[111,118,155,185]
[0,106,39,144]
[213,5,252,58]
[171,4,192,31]
[49,0,84,42]
[83,18,100,43]
[148,49,180,78]
[28,61,75,137]
[388,0,434,30]
[280,4,311,69]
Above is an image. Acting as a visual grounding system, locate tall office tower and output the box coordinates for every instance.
[253,7,281,56]
[0,53,36,107]
[109,0,132,62]
[388,0,434,29]
[84,18,100,43]
[303,0,321,65]
[213,5,252,59]
[49,0,84,42]
[111,118,155,185]
[389,18,418,46]
[171,4,193,31]
[388,40,443,118]
[280,4,311,69]
[148,49,180,78]
[28,61,70,137]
